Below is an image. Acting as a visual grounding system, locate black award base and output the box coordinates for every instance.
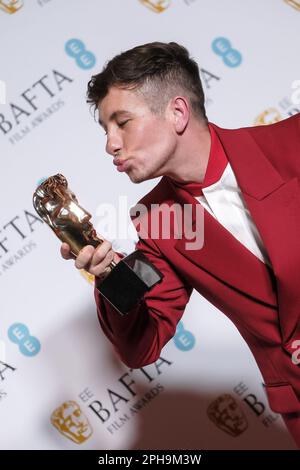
[97,250,163,315]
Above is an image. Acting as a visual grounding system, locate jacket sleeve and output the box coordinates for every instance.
[94,236,193,368]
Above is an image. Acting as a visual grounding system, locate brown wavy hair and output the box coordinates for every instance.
[87,41,207,122]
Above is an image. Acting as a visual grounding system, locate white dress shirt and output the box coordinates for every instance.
[197,162,271,266]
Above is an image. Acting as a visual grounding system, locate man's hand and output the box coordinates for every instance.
[60,240,122,280]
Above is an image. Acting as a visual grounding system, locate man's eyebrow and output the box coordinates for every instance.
[98,110,131,128]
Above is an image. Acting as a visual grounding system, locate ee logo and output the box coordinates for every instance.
[8,323,41,357]
[212,37,242,68]
[173,321,195,351]
[65,39,96,70]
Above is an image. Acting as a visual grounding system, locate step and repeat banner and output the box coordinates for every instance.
[0,0,300,450]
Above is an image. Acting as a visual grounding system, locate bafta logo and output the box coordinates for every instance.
[139,0,171,13]
[0,0,23,14]
[51,401,93,444]
[284,0,300,10]
[207,394,248,437]
[254,108,282,126]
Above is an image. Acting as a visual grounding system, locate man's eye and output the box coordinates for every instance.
[118,120,129,128]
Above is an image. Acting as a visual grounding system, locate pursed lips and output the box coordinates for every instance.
[113,157,130,172]
[113,157,124,166]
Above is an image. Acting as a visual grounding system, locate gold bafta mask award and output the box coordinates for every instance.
[0,0,23,14]
[139,0,171,13]
[33,174,163,315]
[284,0,300,11]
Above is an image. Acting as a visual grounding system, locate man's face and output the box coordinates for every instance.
[98,86,177,183]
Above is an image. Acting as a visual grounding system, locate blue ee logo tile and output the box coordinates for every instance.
[65,39,96,70]
[173,321,195,351]
[212,37,242,68]
[8,323,41,357]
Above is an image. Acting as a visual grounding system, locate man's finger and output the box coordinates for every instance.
[75,245,95,270]
[92,240,113,266]
[60,243,75,260]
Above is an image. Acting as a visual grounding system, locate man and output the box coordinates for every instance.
[61,42,300,446]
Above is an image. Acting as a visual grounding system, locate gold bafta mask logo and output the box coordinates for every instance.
[139,0,171,13]
[254,108,282,126]
[207,394,248,437]
[284,0,300,10]
[0,0,23,14]
[51,400,93,444]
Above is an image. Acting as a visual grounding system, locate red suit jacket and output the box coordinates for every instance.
[95,112,300,445]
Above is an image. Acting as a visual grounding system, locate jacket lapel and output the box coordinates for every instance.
[168,178,277,307]
[213,123,300,342]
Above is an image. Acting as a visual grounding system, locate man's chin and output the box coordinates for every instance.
[127,171,146,184]
[129,176,144,184]
[127,168,158,184]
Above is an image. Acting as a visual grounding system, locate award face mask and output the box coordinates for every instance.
[0,0,23,14]
[33,174,163,315]
[33,174,104,258]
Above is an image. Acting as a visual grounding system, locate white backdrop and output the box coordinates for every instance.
[0,0,299,450]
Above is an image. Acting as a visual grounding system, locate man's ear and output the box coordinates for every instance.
[170,96,190,134]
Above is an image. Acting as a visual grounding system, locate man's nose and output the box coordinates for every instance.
[105,132,122,156]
